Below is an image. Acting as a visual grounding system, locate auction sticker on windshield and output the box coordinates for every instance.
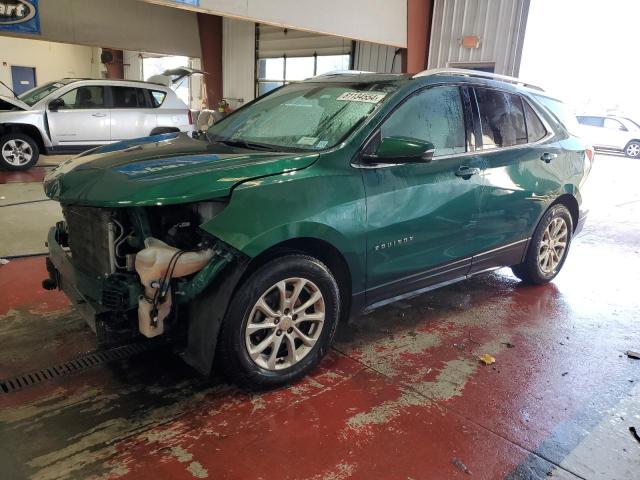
[336,91,386,104]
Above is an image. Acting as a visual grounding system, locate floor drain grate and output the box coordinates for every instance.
[0,341,166,394]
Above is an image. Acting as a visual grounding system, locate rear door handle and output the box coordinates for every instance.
[455,166,481,180]
[540,152,557,163]
[91,113,107,118]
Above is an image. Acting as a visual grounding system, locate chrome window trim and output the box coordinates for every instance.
[352,83,557,169]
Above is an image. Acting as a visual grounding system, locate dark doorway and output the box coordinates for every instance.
[11,66,36,95]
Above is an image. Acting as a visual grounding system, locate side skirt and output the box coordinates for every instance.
[362,238,530,313]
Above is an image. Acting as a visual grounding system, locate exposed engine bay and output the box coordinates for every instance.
[49,200,233,343]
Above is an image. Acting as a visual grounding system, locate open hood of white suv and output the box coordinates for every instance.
[0,95,29,111]
[146,67,204,88]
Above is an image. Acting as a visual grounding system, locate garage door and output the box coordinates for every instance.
[257,25,352,95]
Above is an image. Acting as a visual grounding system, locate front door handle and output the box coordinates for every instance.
[455,166,481,180]
[540,152,557,163]
[91,113,107,118]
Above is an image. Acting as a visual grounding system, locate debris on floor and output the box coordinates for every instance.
[626,350,640,360]
[451,457,472,475]
[0,258,10,265]
[478,354,496,365]
[630,427,640,444]
[501,341,515,348]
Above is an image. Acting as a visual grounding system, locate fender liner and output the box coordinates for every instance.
[181,252,251,375]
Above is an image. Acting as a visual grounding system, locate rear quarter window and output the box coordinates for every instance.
[150,90,167,108]
[523,100,547,142]
[533,94,580,135]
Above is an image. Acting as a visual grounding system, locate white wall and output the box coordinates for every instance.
[4,0,201,58]
[147,0,407,48]
[0,37,101,92]
[222,18,255,108]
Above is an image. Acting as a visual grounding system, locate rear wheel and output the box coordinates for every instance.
[512,204,573,284]
[0,133,39,171]
[624,141,640,158]
[217,254,340,389]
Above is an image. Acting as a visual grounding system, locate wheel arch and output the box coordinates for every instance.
[0,123,46,152]
[238,236,353,324]
[149,126,180,136]
[624,138,640,151]
[550,193,579,232]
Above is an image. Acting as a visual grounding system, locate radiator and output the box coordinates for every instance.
[62,205,113,277]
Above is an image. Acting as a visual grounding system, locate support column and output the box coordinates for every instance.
[404,0,433,73]
[197,13,223,109]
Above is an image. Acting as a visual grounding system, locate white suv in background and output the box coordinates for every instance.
[576,114,640,158]
[0,72,196,170]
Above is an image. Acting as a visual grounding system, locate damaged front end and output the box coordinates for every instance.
[43,201,248,374]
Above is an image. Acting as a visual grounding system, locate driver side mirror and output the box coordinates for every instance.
[362,136,435,163]
[48,98,65,112]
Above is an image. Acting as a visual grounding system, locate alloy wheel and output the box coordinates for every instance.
[2,139,33,166]
[245,277,325,371]
[538,217,568,274]
[626,143,640,157]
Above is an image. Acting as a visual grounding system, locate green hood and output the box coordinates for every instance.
[44,133,319,207]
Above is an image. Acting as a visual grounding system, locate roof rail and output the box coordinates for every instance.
[311,70,375,78]
[412,68,544,92]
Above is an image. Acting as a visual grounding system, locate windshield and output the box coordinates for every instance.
[208,81,399,151]
[17,80,74,106]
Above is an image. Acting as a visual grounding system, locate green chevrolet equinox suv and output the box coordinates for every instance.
[43,69,592,388]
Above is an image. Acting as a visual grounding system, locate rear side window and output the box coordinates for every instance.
[523,100,547,142]
[576,116,604,127]
[57,86,106,109]
[534,95,580,135]
[381,86,466,157]
[112,87,149,108]
[150,90,167,107]
[475,88,527,149]
[603,118,627,131]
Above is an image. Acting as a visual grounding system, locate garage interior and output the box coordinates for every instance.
[0,0,639,479]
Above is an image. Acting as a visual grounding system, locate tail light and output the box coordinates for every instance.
[585,146,595,162]
[188,110,194,126]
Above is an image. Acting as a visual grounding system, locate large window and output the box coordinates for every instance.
[380,86,466,157]
[209,81,396,152]
[475,88,527,149]
[18,79,76,106]
[111,87,149,109]
[57,86,106,110]
[257,54,350,96]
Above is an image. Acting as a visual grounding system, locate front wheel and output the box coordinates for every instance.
[217,254,340,389]
[624,141,640,158]
[512,204,573,284]
[0,133,39,170]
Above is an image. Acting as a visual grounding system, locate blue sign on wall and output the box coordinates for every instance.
[0,0,40,35]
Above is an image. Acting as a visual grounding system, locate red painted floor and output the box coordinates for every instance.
[0,155,638,479]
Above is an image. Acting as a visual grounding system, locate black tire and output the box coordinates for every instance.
[149,127,180,136]
[512,204,573,285]
[0,133,39,171]
[624,140,640,158]
[217,254,340,390]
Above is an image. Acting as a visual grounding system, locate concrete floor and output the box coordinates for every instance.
[0,153,639,479]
